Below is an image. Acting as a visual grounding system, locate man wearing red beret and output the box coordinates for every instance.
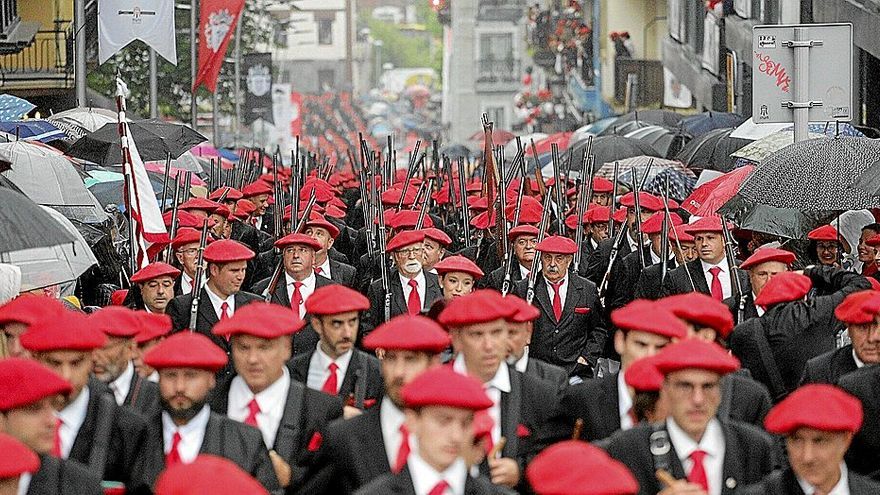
[170,228,203,296]
[305,214,358,288]
[837,361,880,478]
[241,181,272,232]
[723,247,794,322]
[0,295,66,359]
[741,384,880,494]
[421,228,452,274]
[0,432,41,495]
[513,235,608,381]
[0,359,103,494]
[479,225,539,292]
[128,262,181,314]
[633,223,698,300]
[503,294,568,394]
[210,186,262,254]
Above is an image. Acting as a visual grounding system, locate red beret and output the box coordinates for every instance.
[641,212,683,235]
[241,181,272,198]
[619,192,664,212]
[208,186,243,202]
[386,230,426,252]
[684,216,729,234]
[304,214,340,239]
[421,228,452,247]
[438,290,517,327]
[592,177,614,193]
[0,358,72,411]
[275,233,322,251]
[625,356,664,393]
[381,187,418,207]
[866,234,880,247]
[653,339,740,376]
[669,224,695,243]
[155,454,269,495]
[21,311,107,352]
[213,302,304,338]
[834,290,880,325]
[434,256,484,279]
[0,294,66,327]
[506,196,543,223]
[170,228,202,249]
[611,299,688,339]
[612,207,628,224]
[324,204,347,219]
[144,332,228,372]
[504,294,541,323]
[807,224,839,242]
[869,278,880,291]
[178,197,221,214]
[401,366,493,410]
[110,290,128,306]
[0,432,39,478]
[89,306,143,338]
[535,235,577,255]
[470,210,496,230]
[164,211,200,229]
[203,240,255,263]
[565,213,588,231]
[305,284,370,315]
[362,315,451,353]
[754,272,812,307]
[234,199,256,218]
[526,440,639,495]
[131,262,181,283]
[765,384,863,435]
[213,204,232,220]
[586,206,611,224]
[508,225,540,241]
[389,210,434,229]
[740,248,796,270]
[466,180,483,192]
[467,196,489,211]
[660,293,735,339]
[135,313,172,345]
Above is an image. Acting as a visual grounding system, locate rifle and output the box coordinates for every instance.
[163,175,183,261]
[159,153,172,211]
[272,155,282,240]
[573,137,594,272]
[631,165,646,270]
[457,157,471,248]
[188,219,210,331]
[608,160,620,237]
[397,141,422,211]
[721,218,745,324]
[377,182,392,322]
[415,178,434,230]
[529,139,547,197]
[659,176,671,287]
[501,159,528,296]
[525,185,555,305]
[551,144,566,236]
[262,192,318,302]
[496,145,509,262]
[289,150,300,235]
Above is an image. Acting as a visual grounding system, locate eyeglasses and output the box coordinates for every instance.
[177,248,199,256]
[396,247,424,257]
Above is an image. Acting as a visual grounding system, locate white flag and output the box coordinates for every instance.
[98,0,177,65]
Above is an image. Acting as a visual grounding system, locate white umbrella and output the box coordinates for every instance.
[503,132,547,158]
[48,107,118,141]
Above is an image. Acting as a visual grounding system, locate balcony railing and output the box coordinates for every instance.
[475,58,521,91]
[478,0,527,22]
[0,28,74,88]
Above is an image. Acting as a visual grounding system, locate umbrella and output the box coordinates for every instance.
[439,143,472,160]
[718,193,838,239]
[503,132,547,158]
[146,151,204,173]
[675,128,751,172]
[0,120,66,143]
[595,156,695,189]
[526,132,573,156]
[615,109,684,127]
[468,129,516,145]
[682,165,754,216]
[680,112,745,137]
[67,119,207,165]
[47,107,117,141]
[599,119,660,137]
[0,94,35,120]
[644,167,697,202]
[732,130,826,163]
[570,116,619,143]
[731,117,865,141]
[0,188,77,254]
[568,135,662,174]
[88,171,167,209]
[624,125,691,159]
[737,137,880,211]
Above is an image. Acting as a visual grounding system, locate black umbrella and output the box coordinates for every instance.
[675,128,750,172]
[0,187,77,254]
[615,109,684,128]
[718,193,838,239]
[680,112,745,137]
[598,119,659,137]
[625,125,692,159]
[567,135,661,172]
[66,119,207,165]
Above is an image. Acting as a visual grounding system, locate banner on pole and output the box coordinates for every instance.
[193,0,245,93]
[98,0,178,65]
[242,52,274,125]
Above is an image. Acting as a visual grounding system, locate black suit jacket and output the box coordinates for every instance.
[129,408,280,494]
[718,371,773,427]
[584,235,632,284]
[28,455,103,495]
[799,344,860,385]
[607,246,655,310]
[838,366,880,478]
[524,356,569,394]
[633,258,678,300]
[230,220,261,254]
[354,465,506,495]
[604,420,777,495]
[365,271,442,330]
[560,372,620,441]
[328,259,357,288]
[479,261,526,292]
[165,289,262,353]
[723,292,760,323]
[210,371,343,489]
[660,259,752,298]
[123,370,160,413]
[512,274,608,377]
[289,348,384,407]
[739,467,880,494]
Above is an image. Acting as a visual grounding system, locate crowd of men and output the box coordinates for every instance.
[1,162,880,495]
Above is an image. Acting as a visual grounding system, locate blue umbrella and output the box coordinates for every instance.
[0,120,66,143]
[790,122,864,138]
[218,148,239,161]
[680,112,745,137]
[644,167,697,201]
[0,94,35,120]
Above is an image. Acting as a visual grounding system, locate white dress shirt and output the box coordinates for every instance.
[181,272,194,295]
[853,350,866,369]
[162,405,211,464]
[453,355,510,445]
[204,285,235,320]
[285,271,316,319]
[701,259,732,300]
[667,417,726,495]
[519,263,530,279]
[752,292,765,316]
[544,275,568,309]
[306,344,354,393]
[315,258,332,279]
[400,271,426,310]
[617,371,634,430]
[109,361,135,406]
[55,386,90,459]
[380,398,408,468]
[16,473,30,495]
[512,346,530,373]
[228,367,291,447]
[797,462,850,495]
[148,371,159,383]
[408,450,467,495]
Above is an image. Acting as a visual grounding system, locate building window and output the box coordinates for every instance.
[478,33,517,80]
[484,106,506,130]
[318,19,333,45]
[1,0,18,36]
[318,69,335,90]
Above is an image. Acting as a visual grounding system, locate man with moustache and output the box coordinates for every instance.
[126,262,181,313]
[129,332,279,494]
[170,228,203,296]
[480,226,539,292]
[304,214,357,287]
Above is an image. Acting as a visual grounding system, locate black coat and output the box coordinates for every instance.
[67,380,147,487]
[837,365,880,478]
[524,356,569,395]
[27,455,103,495]
[604,420,777,495]
[165,289,262,353]
[354,465,507,495]
[660,259,752,298]
[230,220,261,254]
[799,344,860,385]
[584,235,632,284]
[512,274,608,377]
[364,271,442,330]
[739,467,880,494]
[718,371,773,427]
[606,246,655,310]
[210,372,344,489]
[479,261,526,292]
[289,348,384,407]
[723,292,760,323]
[128,408,280,494]
[122,371,160,413]
[327,259,357,288]
[633,257,678,300]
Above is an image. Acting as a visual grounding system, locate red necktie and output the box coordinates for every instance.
[220,301,230,320]
[321,362,339,395]
[245,398,260,427]
[550,280,564,321]
[709,267,723,301]
[290,281,303,309]
[687,449,709,492]
[315,266,323,275]
[165,432,183,466]
[392,424,410,473]
[475,409,495,454]
[428,480,449,495]
[51,418,63,457]
[407,279,421,315]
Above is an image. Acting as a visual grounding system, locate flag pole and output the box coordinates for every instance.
[212,89,220,148]
[190,0,198,129]
[233,21,241,148]
[74,0,86,106]
[149,48,158,118]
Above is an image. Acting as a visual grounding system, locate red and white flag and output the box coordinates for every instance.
[115,76,167,269]
[192,0,245,93]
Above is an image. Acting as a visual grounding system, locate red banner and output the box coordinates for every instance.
[290,91,303,138]
[192,0,245,93]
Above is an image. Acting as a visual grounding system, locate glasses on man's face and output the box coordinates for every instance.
[397,247,424,258]
[177,248,199,256]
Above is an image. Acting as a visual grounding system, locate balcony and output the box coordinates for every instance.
[478,0,527,22]
[0,28,74,90]
[475,58,521,92]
